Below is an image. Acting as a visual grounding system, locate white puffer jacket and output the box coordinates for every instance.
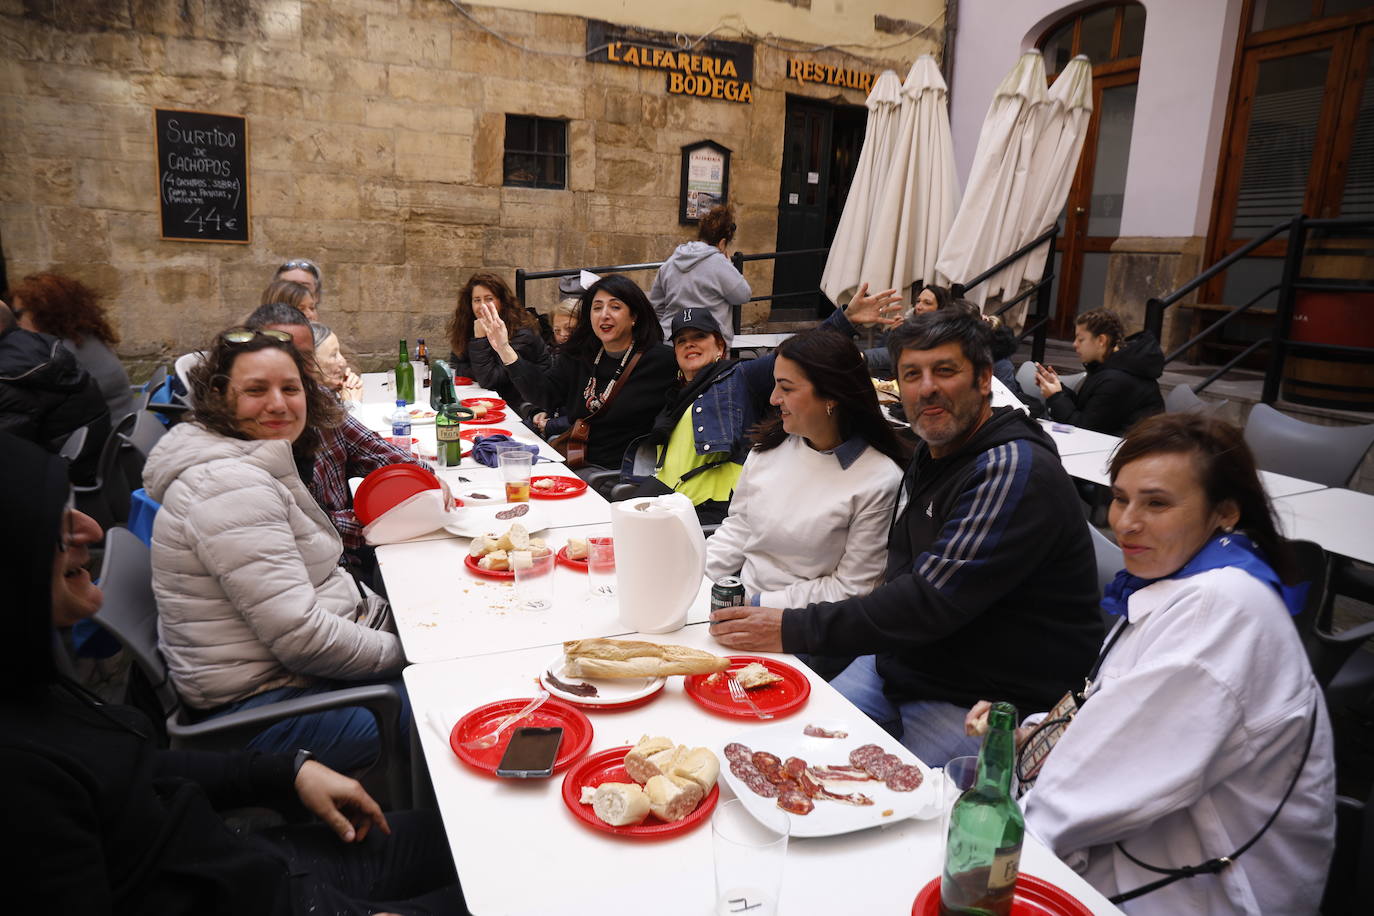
[143,422,404,709]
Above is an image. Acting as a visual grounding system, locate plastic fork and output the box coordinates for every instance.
[460,689,550,749]
[727,674,774,720]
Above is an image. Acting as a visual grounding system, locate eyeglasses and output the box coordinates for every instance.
[221,326,293,346]
[278,259,320,279]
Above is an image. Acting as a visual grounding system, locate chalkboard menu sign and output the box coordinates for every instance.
[154,108,250,243]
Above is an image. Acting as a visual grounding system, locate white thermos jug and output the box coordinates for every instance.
[609,493,705,633]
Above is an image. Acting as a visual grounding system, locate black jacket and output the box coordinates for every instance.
[1046,331,1164,435]
[781,407,1104,713]
[452,327,551,407]
[505,343,678,469]
[0,326,109,481]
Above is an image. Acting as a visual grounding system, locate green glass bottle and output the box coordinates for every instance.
[940,702,1024,916]
[435,405,464,468]
[395,338,415,404]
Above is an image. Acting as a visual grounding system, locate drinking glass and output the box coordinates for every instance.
[498,449,533,503]
[941,754,980,858]
[712,798,788,916]
[513,547,555,611]
[587,536,615,598]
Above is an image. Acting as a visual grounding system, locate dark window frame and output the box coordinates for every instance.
[503,115,569,190]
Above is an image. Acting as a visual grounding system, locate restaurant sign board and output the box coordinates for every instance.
[787,58,878,94]
[586,20,754,104]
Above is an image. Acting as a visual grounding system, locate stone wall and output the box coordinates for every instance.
[1104,237,1207,352]
[0,0,937,376]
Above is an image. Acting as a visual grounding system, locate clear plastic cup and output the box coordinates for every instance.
[498,448,533,502]
[587,536,615,598]
[513,546,555,611]
[713,798,788,916]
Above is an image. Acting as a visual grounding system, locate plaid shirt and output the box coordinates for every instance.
[309,412,420,552]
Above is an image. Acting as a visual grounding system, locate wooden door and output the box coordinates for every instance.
[773,98,834,320]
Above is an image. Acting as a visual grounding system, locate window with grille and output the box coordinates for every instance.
[503,115,568,190]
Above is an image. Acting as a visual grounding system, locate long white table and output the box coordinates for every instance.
[1062,448,1332,500]
[1273,487,1374,565]
[1037,419,1122,456]
[404,624,1123,916]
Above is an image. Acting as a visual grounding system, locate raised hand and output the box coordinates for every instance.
[844,283,903,327]
[475,301,514,360]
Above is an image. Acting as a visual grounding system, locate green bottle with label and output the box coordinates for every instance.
[395,338,415,404]
[435,405,464,468]
[940,701,1023,916]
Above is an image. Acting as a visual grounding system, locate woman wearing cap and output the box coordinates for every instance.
[448,271,550,406]
[650,204,752,348]
[478,273,677,472]
[142,328,405,772]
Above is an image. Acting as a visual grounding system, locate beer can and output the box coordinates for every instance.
[710,576,746,612]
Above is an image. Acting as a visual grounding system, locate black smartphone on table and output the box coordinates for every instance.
[495,726,564,778]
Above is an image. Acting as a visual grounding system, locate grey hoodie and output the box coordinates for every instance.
[649,241,752,346]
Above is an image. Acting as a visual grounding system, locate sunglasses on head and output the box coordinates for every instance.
[221,326,293,346]
[278,259,320,278]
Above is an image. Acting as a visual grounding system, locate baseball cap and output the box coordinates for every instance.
[670,308,723,340]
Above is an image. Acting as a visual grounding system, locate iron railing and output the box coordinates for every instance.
[950,223,1061,365]
[1143,214,1374,405]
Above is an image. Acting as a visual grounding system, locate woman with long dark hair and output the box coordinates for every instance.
[970,413,1333,914]
[478,273,677,471]
[448,271,549,405]
[705,327,906,608]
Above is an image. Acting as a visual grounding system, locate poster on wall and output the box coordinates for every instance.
[154,108,250,244]
[680,140,731,225]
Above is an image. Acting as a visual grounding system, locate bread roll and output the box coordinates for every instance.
[496,522,529,552]
[623,735,675,785]
[591,782,650,826]
[644,774,704,822]
[468,535,497,558]
[508,549,533,571]
[672,747,720,793]
[735,662,784,690]
[478,549,509,571]
[564,537,588,560]
[562,638,730,678]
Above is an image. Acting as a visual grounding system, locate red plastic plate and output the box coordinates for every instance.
[461,397,507,411]
[530,475,588,499]
[459,427,513,442]
[452,376,475,386]
[560,746,718,839]
[911,874,1093,916]
[556,545,588,572]
[449,697,592,777]
[465,553,515,579]
[353,463,441,525]
[461,410,506,425]
[683,656,811,719]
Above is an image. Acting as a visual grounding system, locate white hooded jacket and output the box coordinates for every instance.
[142,422,404,709]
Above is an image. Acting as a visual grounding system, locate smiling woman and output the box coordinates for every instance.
[140,329,407,772]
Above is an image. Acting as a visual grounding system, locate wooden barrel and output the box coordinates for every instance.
[1282,237,1374,411]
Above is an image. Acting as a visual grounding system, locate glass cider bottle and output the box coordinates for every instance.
[395,338,416,404]
[939,701,1023,916]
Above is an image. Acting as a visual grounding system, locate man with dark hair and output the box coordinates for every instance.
[0,300,110,483]
[245,304,418,584]
[711,310,1103,764]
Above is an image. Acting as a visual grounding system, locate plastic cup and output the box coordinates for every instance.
[713,798,788,916]
[513,547,555,611]
[498,449,533,502]
[940,755,980,858]
[587,536,615,597]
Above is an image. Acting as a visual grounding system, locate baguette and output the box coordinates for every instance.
[591,783,651,827]
[562,638,730,679]
[623,735,676,785]
[671,746,720,794]
[644,774,704,822]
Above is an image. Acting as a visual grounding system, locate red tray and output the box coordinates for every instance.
[449,697,592,777]
[531,475,588,499]
[683,656,811,719]
[452,376,475,386]
[459,427,512,442]
[912,874,1092,916]
[465,553,514,579]
[462,397,507,411]
[560,746,718,839]
[461,410,506,425]
[556,545,588,572]
[353,464,441,525]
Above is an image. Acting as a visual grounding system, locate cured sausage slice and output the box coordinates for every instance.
[781,756,808,780]
[752,751,782,773]
[746,772,779,798]
[886,764,924,792]
[777,788,814,815]
[730,759,761,782]
[864,753,903,781]
[848,744,885,768]
[724,742,752,764]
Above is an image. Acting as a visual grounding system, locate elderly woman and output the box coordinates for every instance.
[312,322,363,402]
[705,327,906,611]
[971,413,1334,914]
[447,271,549,406]
[479,273,678,472]
[142,329,405,771]
[1035,307,1164,434]
[9,271,134,423]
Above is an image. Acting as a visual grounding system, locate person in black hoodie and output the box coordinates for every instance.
[0,432,467,915]
[1035,307,1164,435]
[0,300,109,482]
[709,311,1104,765]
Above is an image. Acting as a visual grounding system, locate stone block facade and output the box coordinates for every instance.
[0,0,937,375]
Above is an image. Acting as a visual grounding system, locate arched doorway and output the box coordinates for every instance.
[1038,2,1146,338]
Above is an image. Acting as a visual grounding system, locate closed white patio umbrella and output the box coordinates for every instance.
[859,55,960,310]
[933,50,1049,310]
[994,54,1094,328]
[819,69,904,307]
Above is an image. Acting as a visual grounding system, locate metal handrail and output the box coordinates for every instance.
[949,222,1061,365]
[949,224,1060,300]
[1163,284,1279,363]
